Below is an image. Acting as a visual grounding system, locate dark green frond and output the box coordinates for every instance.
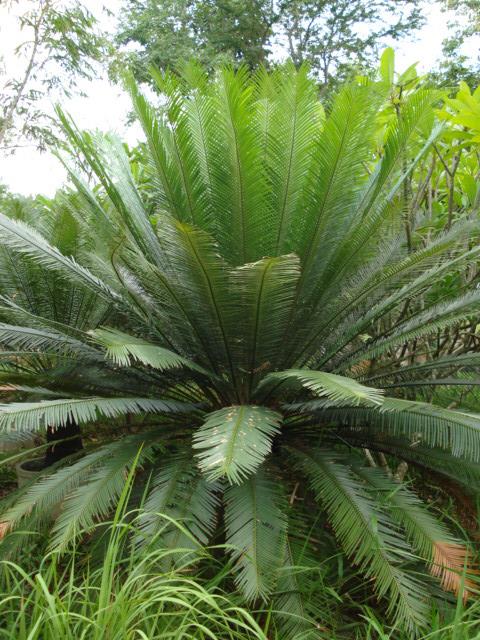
[258,369,383,406]
[91,326,215,378]
[193,405,281,484]
[0,212,121,303]
[294,448,432,633]
[231,253,300,390]
[138,454,219,557]
[0,396,195,432]
[224,469,287,602]
[320,397,480,462]
[50,433,159,550]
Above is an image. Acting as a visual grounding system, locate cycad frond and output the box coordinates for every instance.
[294,448,432,633]
[355,89,438,224]
[231,253,300,387]
[91,327,214,378]
[292,82,386,305]
[212,67,269,265]
[273,536,324,640]
[1,437,144,530]
[138,453,219,556]
[340,432,480,492]
[127,75,192,224]
[321,397,480,461]
[0,397,195,432]
[300,224,476,368]
[0,323,93,356]
[364,351,480,384]
[355,466,471,597]
[50,433,159,550]
[259,369,383,406]
[224,469,287,602]
[0,212,121,303]
[342,289,480,369]
[262,64,324,256]
[156,218,237,384]
[193,406,281,483]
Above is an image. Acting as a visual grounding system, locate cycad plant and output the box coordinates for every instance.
[0,63,479,635]
[0,194,112,463]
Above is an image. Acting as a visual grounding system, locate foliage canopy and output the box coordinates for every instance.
[0,62,479,635]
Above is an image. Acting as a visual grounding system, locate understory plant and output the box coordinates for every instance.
[0,62,479,636]
[0,475,267,640]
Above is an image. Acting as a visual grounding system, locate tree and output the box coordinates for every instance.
[432,0,480,86]
[0,0,107,151]
[277,0,423,84]
[116,0,275,80]
[0,64,479,634]
[116,0,424,84]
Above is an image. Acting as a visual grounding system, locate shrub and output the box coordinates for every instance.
[0,63,478,635]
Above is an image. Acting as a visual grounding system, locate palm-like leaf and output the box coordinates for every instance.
[0,212,121,304]
[258,369,384,406]
[355,466,471,596]
[224,469,287,601]
[138,454,219,557]
[0,64,478,631]
[193,405,281,483]
[50,432,159,550]
[91,327,214,377]
[1,444,119,529]
[294,448,432,633]
[0,397,194,432]
[316,397,480,461]
[231,254,300,389]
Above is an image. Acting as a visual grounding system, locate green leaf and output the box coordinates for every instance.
[193,405,282,483]
[0,323,95,357]
[356,466,458,561]
[0,396,195,432]
[272,536,322,640]
[138,454,219,557]
[231,253,300,388]
[380,47,395,85]
[258,369,383,406]
[0,212,121,303]
[337,430,480,492]
[50,433,158,550]
[1,436,147,531]
[294,448,432,632]
[319,397,480,462]
[91,327,215,377]
[224,469,287,601]
[356,466,472,597]
[156,217,237,387]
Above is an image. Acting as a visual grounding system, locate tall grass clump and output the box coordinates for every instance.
[0,475,268,640]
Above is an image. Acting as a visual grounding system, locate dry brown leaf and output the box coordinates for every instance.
[349,360,372,377]
[431,541,476,601]
[0,521,10,540]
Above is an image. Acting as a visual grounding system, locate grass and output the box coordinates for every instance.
[1,520,480,640]
[0,465,268,640]
[0,456,478,639]
[0,547,267,639]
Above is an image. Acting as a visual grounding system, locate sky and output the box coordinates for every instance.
[0,0,477,197]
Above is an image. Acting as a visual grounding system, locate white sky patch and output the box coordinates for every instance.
[0,0,477,196]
